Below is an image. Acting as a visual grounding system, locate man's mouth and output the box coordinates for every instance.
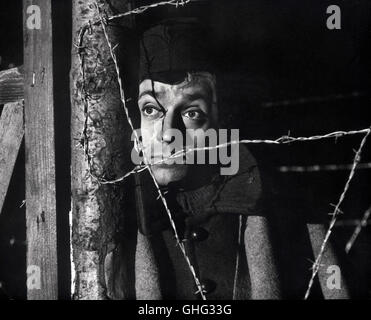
[150,153,185,166]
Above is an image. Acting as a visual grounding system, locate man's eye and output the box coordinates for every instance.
[142,105,161,117]
[183,109,206,120]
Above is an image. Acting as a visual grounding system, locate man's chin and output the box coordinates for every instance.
[151,164,188,186]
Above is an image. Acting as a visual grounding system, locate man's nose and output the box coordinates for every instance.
[157,111,183,143]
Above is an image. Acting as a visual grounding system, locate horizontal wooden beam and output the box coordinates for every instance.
[0,66,24,104]
[0,101,24,215]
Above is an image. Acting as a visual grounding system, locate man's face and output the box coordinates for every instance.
[138,73,218,186]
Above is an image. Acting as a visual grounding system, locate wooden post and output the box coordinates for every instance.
[0,101,24,215]
[70,0,136,299]
[23,0,58,299]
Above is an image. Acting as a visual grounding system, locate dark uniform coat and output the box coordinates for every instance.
[104,146,360,300]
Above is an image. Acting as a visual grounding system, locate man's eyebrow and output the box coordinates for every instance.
[182,91,209,102]
[138,89,210,102]
[138,89,165,100]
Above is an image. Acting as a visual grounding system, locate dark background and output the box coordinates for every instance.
[0,0,370,299]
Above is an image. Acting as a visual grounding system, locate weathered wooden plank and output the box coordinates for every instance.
[23,0,58,300]
[0,101,24,215]
[0,66,24,104]
[71,0,135,300]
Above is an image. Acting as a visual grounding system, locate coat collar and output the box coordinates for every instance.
[174,145,264,223]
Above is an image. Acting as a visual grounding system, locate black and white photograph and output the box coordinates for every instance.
[0,0,370,307]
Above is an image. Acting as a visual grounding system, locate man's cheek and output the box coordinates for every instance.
[141,133,153,161]
[184,120,212,132]
[140,123,155,143]
[142,125,165,164]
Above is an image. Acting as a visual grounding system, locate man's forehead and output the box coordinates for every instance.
[139,78,212,101]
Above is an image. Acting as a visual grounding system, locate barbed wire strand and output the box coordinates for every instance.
[75,25,101,184]
[74,0,371,301]
[145,163,206,299]
[345,205,371,254]
[95,1,206,300]
[96,4,137,139]
[83,0,193,29]
[98,127,371,185]
[304,127,370,300]
[107,0,192,21]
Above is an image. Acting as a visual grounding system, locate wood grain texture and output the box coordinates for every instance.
[0,66,24,104]
[0,101,24,215]
[70,0,136,300]
[23,0,58,300]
